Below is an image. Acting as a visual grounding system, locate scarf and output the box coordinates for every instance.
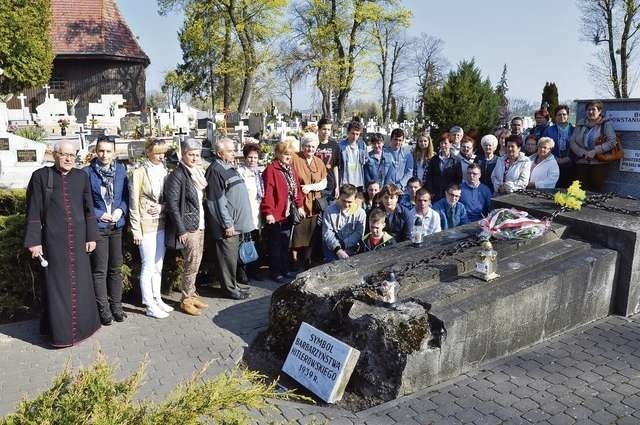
[556,124,570,154]
[143,159,167,200]
[92,160,115,204]
[250,166,264,200]
[280,161,298,201]
[180,160,208,191]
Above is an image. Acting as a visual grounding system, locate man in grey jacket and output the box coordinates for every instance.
[205,138,255,300]
[321,184,366,261]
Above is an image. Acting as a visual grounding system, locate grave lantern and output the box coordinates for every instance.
[474,240,499,281]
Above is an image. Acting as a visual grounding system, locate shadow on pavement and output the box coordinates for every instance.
[0,319,52,349]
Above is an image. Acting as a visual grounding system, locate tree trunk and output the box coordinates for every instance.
[603,0,622,98]
[223,24,232,108]
[619,0,640,98]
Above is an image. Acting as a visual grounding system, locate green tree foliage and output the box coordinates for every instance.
[495,64,509,127]
[161,69,187,110]
[541,81,559,118]
[0,0,54,94]
[397,104,407,123]
[159,0,287,114]
[1,353,310,425]
[390,96,398,122]
[292,0,400,121]
[424,59,500,141]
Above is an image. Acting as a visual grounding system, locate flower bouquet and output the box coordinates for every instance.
[479,208,549,240]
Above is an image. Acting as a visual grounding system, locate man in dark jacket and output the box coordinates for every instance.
[83,136,128,325]
[165,139,209,314]
[205,138,255,300]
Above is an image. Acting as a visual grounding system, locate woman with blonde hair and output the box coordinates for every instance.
[413,131,435,186]
[292,132,327,270]
[129,139,174,319]
[528,137,560,189]
[261,140,305,283]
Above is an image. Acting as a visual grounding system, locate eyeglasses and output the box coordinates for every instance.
[55,152,76,160]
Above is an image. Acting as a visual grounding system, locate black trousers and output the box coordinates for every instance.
[265,220,292,276]
[91,227,124,313]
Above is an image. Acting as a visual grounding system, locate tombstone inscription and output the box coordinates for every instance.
[0,138,9,151]
[16,149,37,162]
[282,322,360,403]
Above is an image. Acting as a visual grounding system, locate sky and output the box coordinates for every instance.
[117,0,599,109]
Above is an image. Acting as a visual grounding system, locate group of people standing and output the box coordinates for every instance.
[23,101,620,347]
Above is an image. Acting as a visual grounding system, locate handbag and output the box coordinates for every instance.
[595,133,624,163]
[289,197,302,225]
[313,196,328,215]
[239,234,259,264]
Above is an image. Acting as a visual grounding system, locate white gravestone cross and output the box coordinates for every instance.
[42,84,50,99]
[75,125,92,150]
[282,322,360,403]
[234,120,249,145]
[17,93,28,121]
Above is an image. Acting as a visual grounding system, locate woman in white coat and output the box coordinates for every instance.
[491,135,531,194]
[528,137,560,189]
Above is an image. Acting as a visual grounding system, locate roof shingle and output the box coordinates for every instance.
[51,0,150,65]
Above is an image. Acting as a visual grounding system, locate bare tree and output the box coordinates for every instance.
[578,0,640,98]
[413,34,448,124]
[275,41,308,117]
[371,10,411,124]
[507,97,538,120]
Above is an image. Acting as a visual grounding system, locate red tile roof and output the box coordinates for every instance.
[51,0,150,65]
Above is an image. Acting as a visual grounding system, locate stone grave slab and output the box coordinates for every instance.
[493,191,640,316]
[282,322,360,403]
[0,132,48,188]
[263,220,618,403]
[120,114,143,136]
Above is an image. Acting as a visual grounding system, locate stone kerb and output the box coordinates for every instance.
[493,192,639,316]
[263,221,617,405]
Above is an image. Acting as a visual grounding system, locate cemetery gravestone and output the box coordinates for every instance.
[282,322,360,403]
[120,115,143,136]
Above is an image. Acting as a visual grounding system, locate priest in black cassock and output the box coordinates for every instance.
[24,140,101,347]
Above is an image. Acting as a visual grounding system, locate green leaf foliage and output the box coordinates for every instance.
[424,59,500,142]
[541,81,559,119]
[0,0,54,94]
[1,353,312,425]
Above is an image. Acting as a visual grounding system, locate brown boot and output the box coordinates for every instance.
[180,298,202,316]
[191,295,209,309]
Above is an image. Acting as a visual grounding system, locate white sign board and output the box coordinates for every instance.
[282,322,360,403]
[605,111,640,132]
[620,148,640,173]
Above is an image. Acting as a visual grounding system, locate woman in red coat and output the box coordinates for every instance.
[261,141,305,283]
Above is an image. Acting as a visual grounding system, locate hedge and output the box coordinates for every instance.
[0,189,194,323]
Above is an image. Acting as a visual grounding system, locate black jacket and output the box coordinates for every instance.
[426,154,462,201]
[164,163,202,249]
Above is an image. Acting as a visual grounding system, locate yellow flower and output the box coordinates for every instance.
[554,180,585,211]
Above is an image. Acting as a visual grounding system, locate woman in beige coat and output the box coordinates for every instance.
[129,139,174,318]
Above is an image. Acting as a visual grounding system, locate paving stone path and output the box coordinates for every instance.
[2,278,640,424]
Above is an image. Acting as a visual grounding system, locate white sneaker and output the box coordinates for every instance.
[146,303,169,319]
[155,298,174,313]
